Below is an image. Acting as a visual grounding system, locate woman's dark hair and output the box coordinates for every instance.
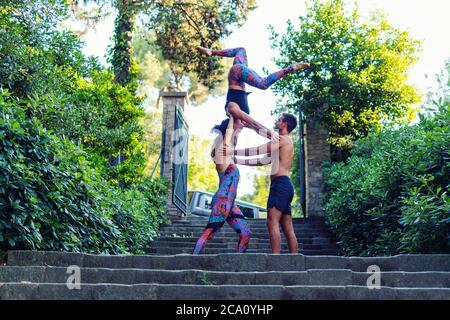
[212,118,229,136]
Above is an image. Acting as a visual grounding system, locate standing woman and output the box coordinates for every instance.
[193,116,252,254]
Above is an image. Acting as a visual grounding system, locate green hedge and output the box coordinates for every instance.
[0,90,169,254]
[323,105,449,256]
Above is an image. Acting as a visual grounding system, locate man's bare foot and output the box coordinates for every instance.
[291,62,310,71]
[196,46,212,57]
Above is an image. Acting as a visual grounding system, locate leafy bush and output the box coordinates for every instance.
[0,90,168,254]
[323,105,449,256]
[1,2,147,187]
[0,1,170,254]
[27,69,147,186]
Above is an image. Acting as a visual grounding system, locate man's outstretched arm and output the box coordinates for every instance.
[234,155,272,166]
[234,136,287,157]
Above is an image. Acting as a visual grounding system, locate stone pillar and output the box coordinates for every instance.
[160,92,187,220]
[305,119,330,217]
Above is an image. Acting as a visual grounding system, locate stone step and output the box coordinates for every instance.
[153,236,332,245]
[166,219,329,225]
[8,251,450,272]
[1,266,449,288]
[159,231,334,239]
[0,283,449,300]
[166,222,329,228]
[172,216,324,220]
[160,226,332,233]
[166,221,331,229]
[148,241,338,251]
[145,247,338,255]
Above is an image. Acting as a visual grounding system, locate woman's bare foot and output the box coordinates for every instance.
[291,62,311,71]
[196,46,212,57]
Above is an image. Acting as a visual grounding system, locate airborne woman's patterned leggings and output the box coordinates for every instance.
[211,47,296,90]
[193,163,252,254]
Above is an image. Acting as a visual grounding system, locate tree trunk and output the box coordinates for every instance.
[113,0,135,86]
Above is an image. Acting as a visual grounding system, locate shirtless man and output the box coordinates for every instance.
[232,113,298,253]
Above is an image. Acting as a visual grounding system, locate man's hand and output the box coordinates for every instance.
[218,144,234,158]
[271,131,280,144]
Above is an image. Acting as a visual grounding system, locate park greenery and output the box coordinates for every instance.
[323,83,449,255]
[269,0,448,255]
[270,0,422,160]
[0,0,256,254]
[0,0,170,254]
[0,0,448,256]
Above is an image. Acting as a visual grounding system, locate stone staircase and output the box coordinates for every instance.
[1,216,449,300]
[1,250,450,299]
[146,215,339,255]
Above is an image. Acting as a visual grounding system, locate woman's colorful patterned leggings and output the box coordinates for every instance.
[193,164,252,254]
[211,47,295,90]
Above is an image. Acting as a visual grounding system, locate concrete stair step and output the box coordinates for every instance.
[1,283,449,300]
[145,247,338,255]
[1,266,449,288]
[159,231,334,238]
[160,226,332,233]
[153,236,332,245]
[166,223,329,229]
[148,241,338,251]
[7,251,450,272]
[177,216,326,223]
[165,220,329,226]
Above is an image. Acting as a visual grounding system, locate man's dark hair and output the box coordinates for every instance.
[282,113,297,133]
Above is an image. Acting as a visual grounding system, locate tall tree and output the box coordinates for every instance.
[269,0,422,159]
[131,28,228,107]
[70,0,257,88]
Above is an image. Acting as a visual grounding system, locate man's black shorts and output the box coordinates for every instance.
[267,176,294,215]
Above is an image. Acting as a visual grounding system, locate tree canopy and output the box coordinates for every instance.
[71,0,256,89]
[270,0,422,157]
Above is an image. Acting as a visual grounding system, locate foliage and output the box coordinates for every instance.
[132,28,229,107]
[0,90,169,253]
[323,102,449,256]
[423,59,450,114]
[290,135,306,216]
[240,168,270,208]
[188,135,218,193]
[0,1,169,254]
[72,0,256,90]
[145,0,257,89]
[269,0,422,159]
[1,1,148,187]
[140,108,163,177]
[0,1,88,99]
[27,69,147,186]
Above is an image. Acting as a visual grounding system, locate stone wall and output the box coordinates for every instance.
[305,119,330,217]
